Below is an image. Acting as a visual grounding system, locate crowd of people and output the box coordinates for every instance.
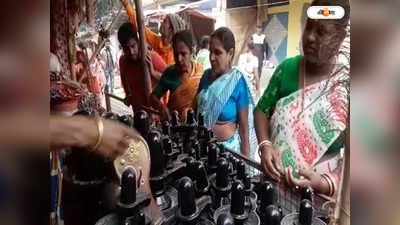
[50,0,350,223]
[106,0,349,197]
[118,0,349,195]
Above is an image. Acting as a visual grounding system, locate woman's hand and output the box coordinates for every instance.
[283,166,330,195]
[260,145,282,181]
[51,116,140,159]
[160,105,171,121]
[80,117,140,159]
[145,51,162,81]
[238,107,250,159]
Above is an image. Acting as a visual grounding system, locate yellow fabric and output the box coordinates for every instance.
[168,62,203,121]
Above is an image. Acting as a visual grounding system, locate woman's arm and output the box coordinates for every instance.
[145,53,161,81]
[50,115,139,158]
[147,51,167,81]
[254,108,282,180]
[151,70,162,81]
[283,163,336,197]
[286,131,347,196]
[150,93,162,111]
[120,0,161,48]
[151,67,171,110]
[50,116,93,150]
[236,77,251,158]
[150,93,170,121]
[253,65,283,180]
[238,107,250,158]
[254,108,270,144]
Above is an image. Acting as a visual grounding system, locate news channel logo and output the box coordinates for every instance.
[307,6,345,19]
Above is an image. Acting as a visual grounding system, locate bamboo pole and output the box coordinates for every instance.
[133,0,152,106]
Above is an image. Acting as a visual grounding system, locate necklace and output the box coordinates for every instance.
[297,58,306,120]
[298,58,333,120]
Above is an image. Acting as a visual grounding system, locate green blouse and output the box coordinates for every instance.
[152,65,182,98]
[256,55,301,117]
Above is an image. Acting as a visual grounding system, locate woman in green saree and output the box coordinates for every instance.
[254,0,350,196]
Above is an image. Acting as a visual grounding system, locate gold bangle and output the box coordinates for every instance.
[322,174,334,196]
[257,140,272,157]
[325,174,334,196]
[92,116,104,151]
[325,173,337,196]
[321,174,332,196]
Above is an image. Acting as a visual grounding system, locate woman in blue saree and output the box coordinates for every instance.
[195,27,258,162]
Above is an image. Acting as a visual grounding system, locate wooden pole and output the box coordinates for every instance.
[257,0,262,26]
[338,127,350,225]
[329,118,350,225]
[256,0,268,26]
[133,0,152,106]
[234,13,256,65]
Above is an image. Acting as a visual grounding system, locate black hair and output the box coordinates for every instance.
[210,27,236,58]
[311,0,350,27]
[172,30,195,54]
[117,22,139,47]
[199,35,210,49]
